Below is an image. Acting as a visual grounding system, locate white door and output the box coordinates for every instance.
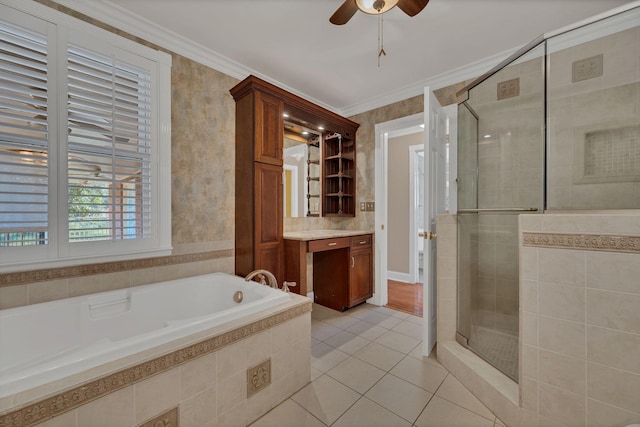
[422,87,447,356]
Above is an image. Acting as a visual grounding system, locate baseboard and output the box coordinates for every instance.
[388,271,412,283]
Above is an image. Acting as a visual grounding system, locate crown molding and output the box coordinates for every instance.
[32,0,640,118]
[337,46,519,117]
[48,0,339,113]
[45,0,517,116]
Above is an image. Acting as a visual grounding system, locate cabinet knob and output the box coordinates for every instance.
[351,256,355,268]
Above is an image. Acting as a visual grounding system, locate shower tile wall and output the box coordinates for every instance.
[547,25,640,209]
[520,214,640,427]
[438,213,640,427]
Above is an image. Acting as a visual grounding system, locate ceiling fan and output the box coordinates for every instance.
[330,0,430,25]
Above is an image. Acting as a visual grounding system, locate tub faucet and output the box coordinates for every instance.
[244,269,278,289]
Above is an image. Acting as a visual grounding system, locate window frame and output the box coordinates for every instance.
[0,1,172,272]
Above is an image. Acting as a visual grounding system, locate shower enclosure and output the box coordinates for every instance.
[455,4,640,382]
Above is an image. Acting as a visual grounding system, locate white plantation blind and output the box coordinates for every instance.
[67,44,152,242]
[0,2,171,271]
[0,19,49,246]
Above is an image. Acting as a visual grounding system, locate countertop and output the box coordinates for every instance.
[283,229,373,241]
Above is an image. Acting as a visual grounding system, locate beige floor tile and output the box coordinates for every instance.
[327,356,386,394]
[250,399,325,427]
[408,342,426,359]
[407,343,444,369]
[375,330,421,354]
[406,314,424,325]
[436,375,495,421]
[374,306,410,319]
[415,396,495,427]
[311,304,343,322]
[311,366,324,381]
[324,314,362,330]
[346,320,389,340]
[347,303,378,319]
[352,310,403,329]
[324,330,371,354]
[291,375,360,425]
[311,321,342,341]
[333,397,411,427]
[365,374,433,423]
[311,342,350,372]
[389,356,448,393]
[378,315,405,329]
[354,342,405,371]
[371,306,398,316]
[392,319,424,339]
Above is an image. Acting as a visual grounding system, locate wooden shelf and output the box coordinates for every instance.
[322,130,357,217]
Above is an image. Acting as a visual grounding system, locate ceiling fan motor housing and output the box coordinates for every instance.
[373,0,386,12]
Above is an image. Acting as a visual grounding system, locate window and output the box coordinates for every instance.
[0,3,171,271]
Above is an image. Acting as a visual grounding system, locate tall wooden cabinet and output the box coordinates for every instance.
[230,75,360,284]
[231,79,284,282]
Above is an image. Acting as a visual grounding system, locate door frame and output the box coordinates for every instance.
[408,144,424,285]
[372,113,424,307]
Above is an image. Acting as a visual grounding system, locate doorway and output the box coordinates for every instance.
[385,133,425,316]
[373,99,457,356]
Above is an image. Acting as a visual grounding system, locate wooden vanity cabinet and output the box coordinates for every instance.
[313,234,373,311]
[348,235,373,307]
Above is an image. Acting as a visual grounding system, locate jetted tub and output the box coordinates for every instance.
[0,272,291,399]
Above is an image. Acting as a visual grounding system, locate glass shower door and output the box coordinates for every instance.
[456,44,545,382]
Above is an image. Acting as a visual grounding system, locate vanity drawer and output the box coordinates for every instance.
[351,235,372,248]
[308,237,350,253]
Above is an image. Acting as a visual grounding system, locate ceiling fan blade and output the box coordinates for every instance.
[396,0,429,17]
[330,0,359,25]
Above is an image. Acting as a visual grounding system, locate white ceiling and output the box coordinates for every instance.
[65,0,632,115]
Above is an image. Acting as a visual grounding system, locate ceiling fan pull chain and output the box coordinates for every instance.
[377,12,386,67]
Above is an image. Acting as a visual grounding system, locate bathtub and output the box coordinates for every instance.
[0,272,291,399]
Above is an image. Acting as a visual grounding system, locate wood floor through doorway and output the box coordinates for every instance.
[386,279,423,317]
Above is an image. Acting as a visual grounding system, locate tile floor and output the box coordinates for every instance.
[250,303,505,427]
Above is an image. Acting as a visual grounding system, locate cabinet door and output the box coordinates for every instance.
[349,247,372,306]
[254,90,283,166]
[255,162,283,282]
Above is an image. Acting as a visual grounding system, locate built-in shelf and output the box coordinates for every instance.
[323,130,356,216]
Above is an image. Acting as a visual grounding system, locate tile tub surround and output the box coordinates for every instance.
[0,294,312,427]
[437,213,640,427]
[0,242,235,310]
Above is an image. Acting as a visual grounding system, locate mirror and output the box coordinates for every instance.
[283,120,321,217]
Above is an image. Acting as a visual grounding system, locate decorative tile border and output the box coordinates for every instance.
[0,249,233,288]
[0,300,311,427]
[522,232,640,253]
[137,407,178,427]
